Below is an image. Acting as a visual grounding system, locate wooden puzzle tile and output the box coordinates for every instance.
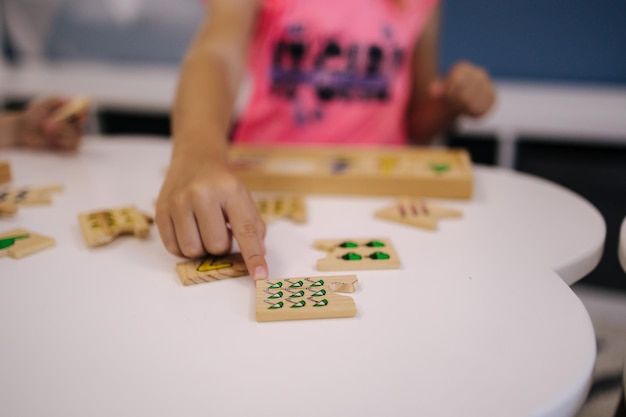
[0,184,63,206]
[375,198,462,230]
[314,238,401,271]
[78,206,153,247]
[176,253,249,286]
[0,228,55,259]
[0,202,18,217]
[255,194,307,224]
[50,96,90,123]
[0,161,11,185]
[256,275,358,322]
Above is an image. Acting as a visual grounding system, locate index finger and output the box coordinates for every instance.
[225,194,268,280]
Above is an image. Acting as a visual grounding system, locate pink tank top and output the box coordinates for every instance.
[233,0,439,146]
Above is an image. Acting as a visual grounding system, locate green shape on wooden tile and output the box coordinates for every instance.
[268,302,284,310]
[310,289,327,297]
[430,163,450,174]
[288,280,304,288]
[339,241,358,248]
[268,282,282,289]
[313,299,329,307]
[366,240,385,247]
[290,300,306,308]
[0,234,29,250]
[368,251,390,260]
[342,252,362,261]
[308,279,324,287]
[267,291,283,299]
[289,290,305,298]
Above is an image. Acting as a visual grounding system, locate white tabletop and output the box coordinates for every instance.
[0,137,604,417]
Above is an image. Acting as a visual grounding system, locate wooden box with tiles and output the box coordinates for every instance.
[229,146,473,199]
[256,275,358,322]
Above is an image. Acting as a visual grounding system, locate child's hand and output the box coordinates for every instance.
[430,61,496,118]
[156,160,268,280]
[18,97,87,151]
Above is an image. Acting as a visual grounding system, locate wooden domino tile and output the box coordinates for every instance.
[0,228,55,259]
[0,202,18,217]
[256,275,358,322]
[0,161,11,185]
[375,198,462,230]
[176,253,249,286]
[50,96,90,123]
[255,194,307,224]
[0,184,63,206]
[78,206,153,247]
[314,238,401,271]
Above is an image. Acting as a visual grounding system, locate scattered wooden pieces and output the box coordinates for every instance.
[314,237,401,271]
[0,228,55,259]
[78,206,153,247]
[176,253,249,286]
[256,275,358,322]
[375,198,462,230]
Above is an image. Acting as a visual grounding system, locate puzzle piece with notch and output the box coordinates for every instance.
[0,228,55,259]
[256,275,358,322]
[176,253,249,286]
[375,198,462,230]
[314,238,401,271]
[255,194,307,224]
[78,206,153,247]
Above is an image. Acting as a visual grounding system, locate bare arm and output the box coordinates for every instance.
[156,0,269,280]
[406,5,495,144]
[171,0,259,161]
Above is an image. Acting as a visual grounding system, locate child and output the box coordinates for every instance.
[0,96,86,151]
[156,0,496,279]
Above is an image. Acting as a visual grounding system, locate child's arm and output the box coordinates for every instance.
[0,97,86,150]
[406,5,496,144]
[156,0,269,280]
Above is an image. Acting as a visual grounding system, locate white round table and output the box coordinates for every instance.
[0,137,605,417]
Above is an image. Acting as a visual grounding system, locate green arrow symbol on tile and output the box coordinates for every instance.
[0,234,29,250]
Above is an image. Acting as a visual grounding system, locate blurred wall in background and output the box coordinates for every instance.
[3,0,625,85]
[440,0,626,84]
[2,0,203,65]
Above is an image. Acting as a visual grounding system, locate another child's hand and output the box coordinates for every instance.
[18,97,86,151]
[430,61,496,118]
[156,160,268,280]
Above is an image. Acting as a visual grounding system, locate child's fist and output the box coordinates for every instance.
[19,96,88,151]
[430,61,496,118]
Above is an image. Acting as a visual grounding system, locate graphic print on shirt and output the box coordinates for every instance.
[270,23,406,125]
